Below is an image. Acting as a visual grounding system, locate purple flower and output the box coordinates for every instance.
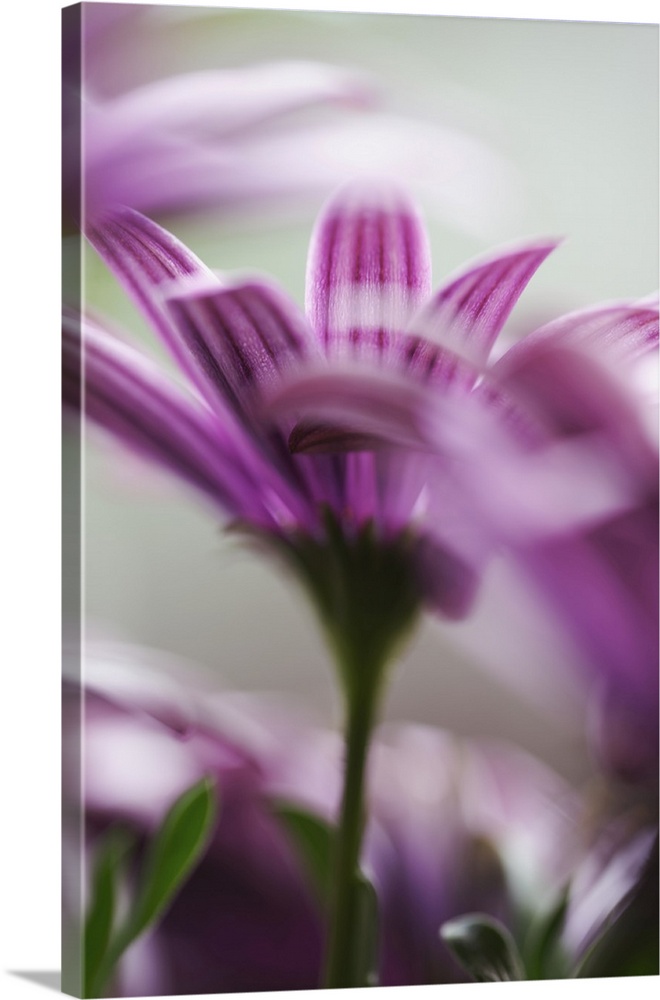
[488,301,659,783]
[65,183,581,631]
[65,648,654,993]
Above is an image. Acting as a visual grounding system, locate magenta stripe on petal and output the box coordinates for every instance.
[491,302,659,485]
[165,280,314,420]
[87,208,221,381]
[394,333,480,393]
[503,300,659,366]
[305,182,432,357]
[408,239,559,371]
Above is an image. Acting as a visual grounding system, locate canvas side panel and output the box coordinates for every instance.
[62,3,83,997]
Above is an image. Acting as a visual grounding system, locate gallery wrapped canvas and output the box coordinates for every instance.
[62,3,658,997]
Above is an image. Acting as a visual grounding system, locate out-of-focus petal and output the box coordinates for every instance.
[82,63,374,220]
[93,63,373,142]
[491,299,659,782]
[305,183,432,358]
[237,113,522,240]
[273,362,641,564]
[492,301,659,478]
[408,239,559,373]
[272,364,440,453]
[522,503,659,783]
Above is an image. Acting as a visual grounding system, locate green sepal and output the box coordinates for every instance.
[440,913,525,983]
[279,509,422,704]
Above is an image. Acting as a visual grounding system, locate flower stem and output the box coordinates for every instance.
[323,688,376,988]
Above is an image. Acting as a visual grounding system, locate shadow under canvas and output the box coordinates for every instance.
[10,972,62,993]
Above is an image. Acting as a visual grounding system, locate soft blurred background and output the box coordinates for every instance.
[68,3,658,785]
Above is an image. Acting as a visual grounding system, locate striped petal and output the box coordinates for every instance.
[406,238,558,375]
[87,208,221,387]
[162,279,344,512]
[305,182,432,359]
[503,298,659,362]
[62,312,303,531]
[491,301,660,483]
[165,279,315,423]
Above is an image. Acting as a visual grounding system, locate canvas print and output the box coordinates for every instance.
[62,3,659,996]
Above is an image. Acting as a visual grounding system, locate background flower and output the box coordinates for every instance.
[65,645,654,994]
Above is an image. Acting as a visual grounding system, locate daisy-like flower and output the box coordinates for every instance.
[64,182,656,985]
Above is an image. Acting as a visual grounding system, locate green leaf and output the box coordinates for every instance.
[126,776,218,941]
[440,913,525,983]
[275,803,334,904]
[351,872,380,987]
[83,828,134,997]
[275,803,380,985]
[522,886,571,980]
[96,777,218,994]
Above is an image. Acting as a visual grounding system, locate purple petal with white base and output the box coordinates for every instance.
[306,183,432,358]
[408,239,559,372]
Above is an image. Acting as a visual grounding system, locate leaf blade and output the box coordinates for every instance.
[83,827,134,998]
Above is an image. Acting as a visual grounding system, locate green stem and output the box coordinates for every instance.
[323,688,377,988]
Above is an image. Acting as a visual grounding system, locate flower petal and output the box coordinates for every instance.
[63,312,297,530]
[306,182,432,358]
[407,239,559,373]
[271,365,439,453]
[87,207,221,384]
[505,299,659,362]
[165,279,315,421]
[491,301,660,483]
[95,63,373,144]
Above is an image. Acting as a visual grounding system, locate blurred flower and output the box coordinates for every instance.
[64,648,655,993]
[483,301,659,785]
[62,5,519,235]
